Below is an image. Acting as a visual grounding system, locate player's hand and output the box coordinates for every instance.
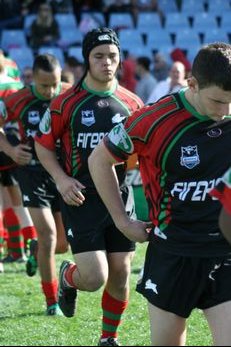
[116,218,151,243]
[11,144,32,165]
[56,175,86,206]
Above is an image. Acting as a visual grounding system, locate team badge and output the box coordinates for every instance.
[39,108,51,134]
[180,145,200,169]
[28,111,40,125]
[108,123,133,154]
[81,110,95,127]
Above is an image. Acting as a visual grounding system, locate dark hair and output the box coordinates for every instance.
[192,42,231,90]
[82,27,120,65]
[33,54,61,73]
[137,56,151,71]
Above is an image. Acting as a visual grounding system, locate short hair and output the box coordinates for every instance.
[33,54,61,74]
[192,42,231,90]
[137,56,151,71]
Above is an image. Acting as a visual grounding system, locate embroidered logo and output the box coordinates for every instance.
[180,145,200,169]
[81,110,95,127]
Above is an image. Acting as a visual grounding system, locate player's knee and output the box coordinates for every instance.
[84,273,107,291]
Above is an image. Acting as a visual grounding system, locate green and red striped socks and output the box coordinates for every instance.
[3,208,24,259]
[101,290,128,339]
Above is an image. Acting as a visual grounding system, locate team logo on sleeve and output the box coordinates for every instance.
[39,108,51,134]
[108,123,133,154]
[180,145,200,169]
[0,100,7,120]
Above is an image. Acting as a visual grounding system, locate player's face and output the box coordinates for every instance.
[88,44,120,85]
[33,67,61,100]
[188,77,231,121]
[197,86,231,121]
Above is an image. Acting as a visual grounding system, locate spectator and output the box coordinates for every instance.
[0,49,21,81]
[29,3,60,50]
[103,0,136,27]
[147,61,187,103]
[170,47,192,78]
[152,52,170,82]
[61,68,75,84]
[21,66,33,86]
[72,0,103,24]
[64,56,85,83]
[119,55,137,92]
[135,56,157,103]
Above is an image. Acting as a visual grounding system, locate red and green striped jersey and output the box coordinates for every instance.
[105,89,231,257]
[0,82,71,168]
[0,78,23,170]
[210,167,231,215]
[35,81,143,188]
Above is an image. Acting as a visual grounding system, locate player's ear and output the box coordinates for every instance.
[187,76,199,93]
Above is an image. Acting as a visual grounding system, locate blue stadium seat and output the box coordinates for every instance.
[220,12,231,30]
[81,11,105,27]
[203,28,229,45]
[119,29,144,47]
[174,29,201,48]
[59,27,83,47]
[55,13,77,29]
[108,13,134,30]
[8,47,34,70]
[158,0,179,13]
[68,47,83,62]
[192,12,218,32]
[23,14,36,35]
[1,30,27,51]
[136,12,162,33]
[181,0,205,14]
[146,30,172,48]
[207,0,230,13]
[164,12,190,33]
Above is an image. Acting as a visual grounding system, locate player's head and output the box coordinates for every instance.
[188,42,231,121]
[82,27,121,69]
[191,42,231,90]
[32,54,62,100]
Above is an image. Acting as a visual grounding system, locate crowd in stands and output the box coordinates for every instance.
[0,0,230,94]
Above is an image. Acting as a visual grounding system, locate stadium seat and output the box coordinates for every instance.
[164,12,190,33]
[158,0,179,13]
[192,13,218,32]
[23,14,36,35]
[119,29,144,47]
[174,29,201,48]
[181,0,205,14]
[203,28,229,45]
[59,27,83,48]
[136,12,162,33]
[8,47,34,70]
[81,11,105,27]
[207,0,230,13]
[108,13,134,30]
[55,13,77,29]
[146,30,172,48]
[68,47,83,62]
[1,30,28,51]
[220,12,231,30]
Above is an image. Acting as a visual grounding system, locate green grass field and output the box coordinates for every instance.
[0,243,212,346]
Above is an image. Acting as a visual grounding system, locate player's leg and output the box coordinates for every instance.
[29,206,62,315]
[53,210,69,254]
[6,183,37,250]
[204,301,231,345]
[148,303,187,346]
[97,250,135,346]
[2,185,25,262]
[0,182,4,272]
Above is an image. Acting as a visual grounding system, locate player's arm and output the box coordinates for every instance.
[209,167,231,244]
[0,101,32,165]
[219,207,231,244]
[88,134,149,243]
